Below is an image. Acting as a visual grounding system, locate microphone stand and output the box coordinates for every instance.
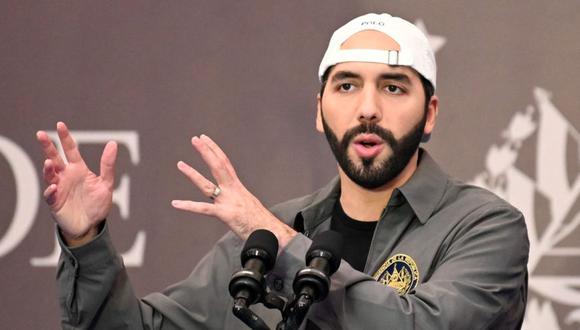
[232,289,289,330]
[276,292,313,330]
[232,296,271,330]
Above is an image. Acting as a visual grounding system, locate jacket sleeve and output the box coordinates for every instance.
[272,205,529,330]
[57,222,244,329]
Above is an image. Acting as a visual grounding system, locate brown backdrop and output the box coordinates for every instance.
[1,1,579,329]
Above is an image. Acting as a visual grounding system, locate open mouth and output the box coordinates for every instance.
[358,140,378,148]
[354,134,383,147]
[352,134,384,158]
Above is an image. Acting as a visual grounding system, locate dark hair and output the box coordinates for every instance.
[319,65,435,110]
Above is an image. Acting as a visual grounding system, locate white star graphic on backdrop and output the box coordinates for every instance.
[415,19,446,53]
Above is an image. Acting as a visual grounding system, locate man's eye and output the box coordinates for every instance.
[339,83,354,92]
[386,85,403,94]
[387,85,402,94]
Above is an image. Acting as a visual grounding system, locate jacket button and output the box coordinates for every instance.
[273,278,284,291]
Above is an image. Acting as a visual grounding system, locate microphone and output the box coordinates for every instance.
[293,230,343,303]
[278,231,343,330]
[229,229,279,330]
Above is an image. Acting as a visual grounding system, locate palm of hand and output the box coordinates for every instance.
[37,122,117,244]
[52,164,113,238]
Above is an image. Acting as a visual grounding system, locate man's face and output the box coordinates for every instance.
[317,62,430,189]
[316,30,438,189]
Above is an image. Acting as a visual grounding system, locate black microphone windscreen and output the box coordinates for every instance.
[307,230,343,274]
[241,229,279,270]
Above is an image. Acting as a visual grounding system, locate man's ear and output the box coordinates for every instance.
[316,93,324,133]
[422,95,439,142]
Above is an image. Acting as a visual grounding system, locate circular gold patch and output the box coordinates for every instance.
[373,254,419,295]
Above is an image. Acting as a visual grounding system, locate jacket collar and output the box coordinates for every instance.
[298,148,449,229]
[299,176,341,231]
[397,149,449,224]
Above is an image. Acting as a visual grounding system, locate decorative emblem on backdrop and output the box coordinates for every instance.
[373,254,420,295]
[471,87,580,329]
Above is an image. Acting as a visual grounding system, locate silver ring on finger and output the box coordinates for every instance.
[210,185,222,200]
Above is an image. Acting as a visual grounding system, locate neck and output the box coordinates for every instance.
[338,150,419,221]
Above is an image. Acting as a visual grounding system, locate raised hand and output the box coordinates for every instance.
[171,135,296,248]
[36,122,118,247]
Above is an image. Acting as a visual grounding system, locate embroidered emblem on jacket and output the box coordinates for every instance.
[373,254,419,295]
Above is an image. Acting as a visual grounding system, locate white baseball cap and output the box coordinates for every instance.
[318,13,436,89]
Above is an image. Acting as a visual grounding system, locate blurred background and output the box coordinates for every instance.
[1,1,579,328]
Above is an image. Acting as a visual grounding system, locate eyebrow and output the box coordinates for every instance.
[379,73,411,85]
[331,71,361,82]
[331,70,412,85]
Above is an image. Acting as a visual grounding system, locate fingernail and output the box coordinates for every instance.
[200,134,209,140]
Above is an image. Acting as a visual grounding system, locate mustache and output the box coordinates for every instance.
[340,123,398,150]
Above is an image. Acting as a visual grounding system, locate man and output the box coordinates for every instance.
[37,13,528,329]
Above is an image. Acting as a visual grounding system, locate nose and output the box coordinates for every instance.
[356,87,382,125]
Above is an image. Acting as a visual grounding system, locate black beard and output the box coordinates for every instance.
[321,110,426,189]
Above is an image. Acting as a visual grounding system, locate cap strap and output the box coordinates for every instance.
[327,49,414,67]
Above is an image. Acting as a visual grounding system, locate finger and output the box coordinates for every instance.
[171,200,217,217]
[99,141,118,189]
[36,130,65,170]
[177,161,216,197]
[43,184,57,206]
[200,134,238,179]
[56,121,84,164]
[43,159,59,185]
[191,136,232,185]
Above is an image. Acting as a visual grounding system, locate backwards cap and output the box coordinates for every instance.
[318,13,436,89]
